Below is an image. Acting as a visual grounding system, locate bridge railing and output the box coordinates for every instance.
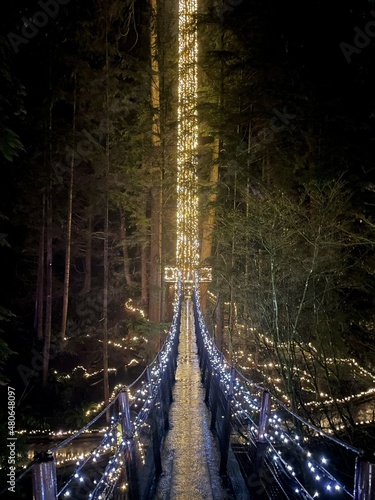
[193,284,375,500]
[12,285,182,500]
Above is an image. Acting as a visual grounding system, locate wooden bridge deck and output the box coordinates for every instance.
[154,299,232,499]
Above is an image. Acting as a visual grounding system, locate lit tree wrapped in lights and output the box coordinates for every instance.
[176,0,200,282]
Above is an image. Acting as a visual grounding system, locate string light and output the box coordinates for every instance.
[193,283,360,498]
[176,0,199,282]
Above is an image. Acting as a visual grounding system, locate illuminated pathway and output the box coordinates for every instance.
[154,299,227,499]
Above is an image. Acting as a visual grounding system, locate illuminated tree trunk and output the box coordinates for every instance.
[148,0,162,322]
[103,5,110,418]
[103,193,109,417]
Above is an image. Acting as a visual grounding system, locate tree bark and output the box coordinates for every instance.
[81,207,92,294]
[141,243,148,306]
[200,136,220,310]
[119,207,133,286]
[149,186,162,321]
[103,0,110,418]
[148,0,162,322]
[215,292,224,351]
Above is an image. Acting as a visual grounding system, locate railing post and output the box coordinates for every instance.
[257,390,271,443]
[146,366,153,398]
[354,455,375,500]
[158,353,170,431]
[210,371,219,431]
[204,360,212,404]
[255,389,271,480]
[146,366,163,477]
[201,348,208,382]
[119,390,140,500]
[219,366,235,475]
[32,451,57,500]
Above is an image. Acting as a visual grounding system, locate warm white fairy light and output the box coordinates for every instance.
[176,0,199,282]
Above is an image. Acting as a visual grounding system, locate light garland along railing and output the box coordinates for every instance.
[193,282,375,500]
[207,292,375,426]
[13,284,182,500]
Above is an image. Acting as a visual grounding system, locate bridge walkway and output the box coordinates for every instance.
[154,299,233,499]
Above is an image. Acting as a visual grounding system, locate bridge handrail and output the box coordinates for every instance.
[48,393,120,454]
[13,282,182,499]
[57,417,120,497]
[193,283,368,498]
[194,286,363,456]
[234,368,364,456]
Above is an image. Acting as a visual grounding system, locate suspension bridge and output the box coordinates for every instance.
[8,279,375,499]
[6,0,375,496]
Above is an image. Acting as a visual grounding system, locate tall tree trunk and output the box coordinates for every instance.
[227,166,238,361]
[215,292,224,351]
[103,195,109,416]
[43,179,53,387]
[141,243,148,306]
[149,186,162,321]
[148,0,162,322]
[81,207,92,294]
[200,136,220,310]
[119,208,133,286]
[103,0,110,418]
[61,77,76,341]
[35,191,45,340]
[42,84,54,387]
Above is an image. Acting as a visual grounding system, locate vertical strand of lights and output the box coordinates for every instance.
[176,0,199,282]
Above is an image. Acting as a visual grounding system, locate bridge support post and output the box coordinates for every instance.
[32,451,57,500]
[119,390,140,500]
[201,348,208,383]
[219,366,236,475]
[354,455,375,500]
[210,372,219,431]
[257,390,271,443]
[254,390,271,478]
[158,354,170,431]
[204,359,212,404]
[147,366,163,476]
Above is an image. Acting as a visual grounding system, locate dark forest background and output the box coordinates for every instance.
[0,0,375,467]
